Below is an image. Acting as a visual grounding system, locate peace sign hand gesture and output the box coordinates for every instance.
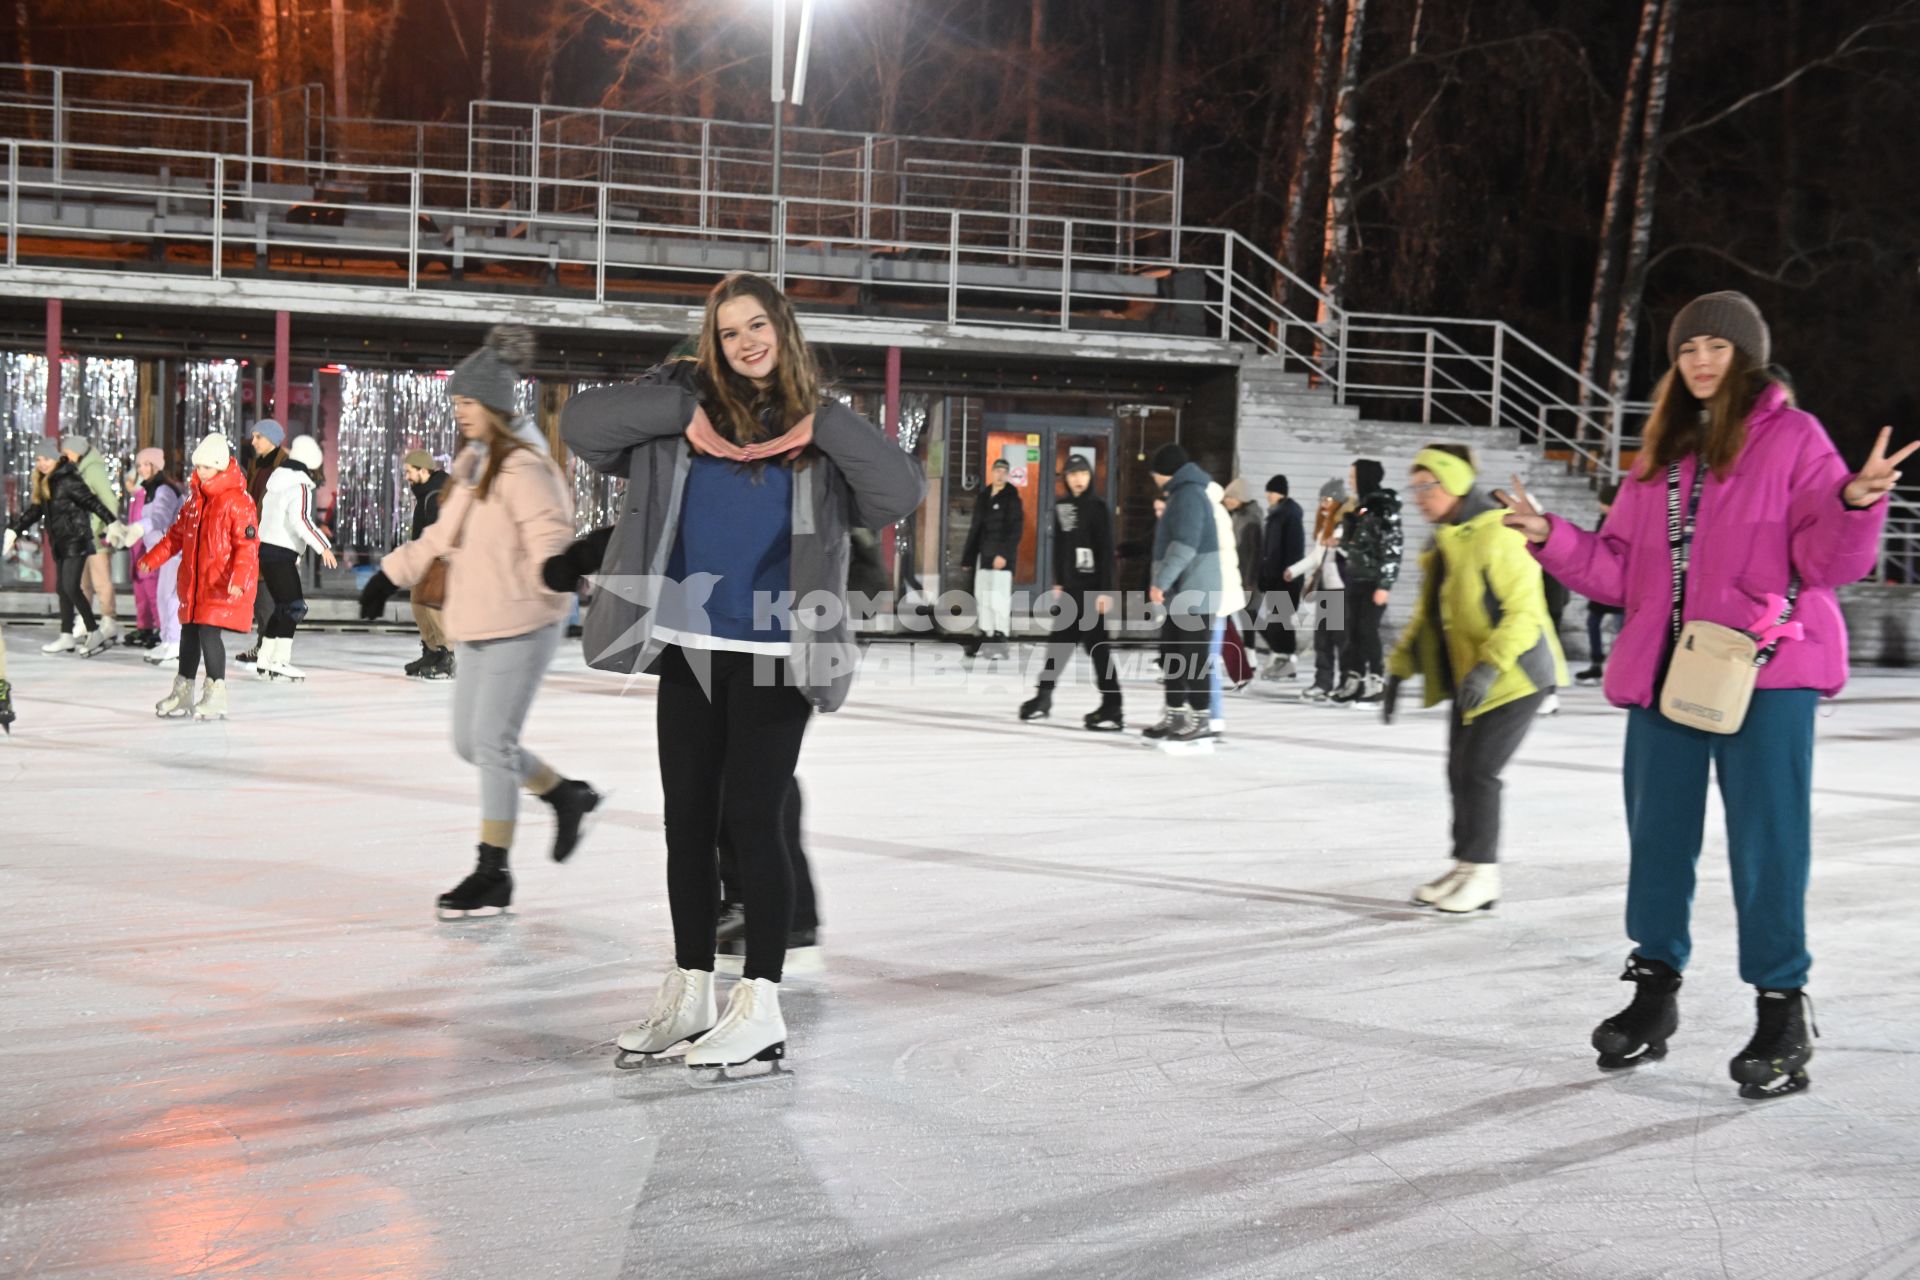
[1499,474,1551,545]
[1842,427,1918,509]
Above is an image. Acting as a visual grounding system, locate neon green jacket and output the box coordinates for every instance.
[1388,491,1567,721]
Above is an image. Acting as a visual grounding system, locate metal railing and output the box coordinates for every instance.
[1878,494,1920,585]
[0,64,254,191]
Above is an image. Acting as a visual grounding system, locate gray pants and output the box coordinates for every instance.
[1448,689,1547,864]
[453,620,563,844]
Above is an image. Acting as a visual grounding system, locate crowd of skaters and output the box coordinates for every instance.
[0,283,1908,1098]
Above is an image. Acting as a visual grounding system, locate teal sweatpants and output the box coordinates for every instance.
[1622,688,1818,990]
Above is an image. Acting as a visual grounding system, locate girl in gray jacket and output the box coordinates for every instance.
[563,272,925,1080]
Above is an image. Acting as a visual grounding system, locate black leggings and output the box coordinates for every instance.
[1343,579,1387,678]
[657,646,813,982]
[719,779,816,932]
[178,623,227,681]
[261,554,307,639]
[56,555,98,634]
[1259,584,1301,656]
[1159,611,1212,711]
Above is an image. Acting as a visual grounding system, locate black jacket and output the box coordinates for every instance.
[409,470,449,540]
[961,482,1024,570]
[10,459,118,559]
[1050,490,1115,592]
[1261,497,1306,591]
[1343,488,1404,588]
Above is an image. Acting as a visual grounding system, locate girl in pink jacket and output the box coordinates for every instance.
[1506,292,1910,1100]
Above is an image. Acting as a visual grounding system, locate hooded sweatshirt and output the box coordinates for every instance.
[1051,486,1116,593]
[259,460,333,560]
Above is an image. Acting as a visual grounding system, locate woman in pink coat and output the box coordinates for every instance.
[1504,292,1912,1100]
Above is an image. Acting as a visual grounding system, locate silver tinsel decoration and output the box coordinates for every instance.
[179,360,241,446]
[565,381,626,534]
[335,369,539,551]
[1,354,140,584]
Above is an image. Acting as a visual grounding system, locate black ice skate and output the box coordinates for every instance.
[404,643,435,677]
[1019,686,1053,721]
[1729,989,1817,1100]
[1574,665,1604,686]
[1084,696,1124,732]
[1591,955,1681,1070]
[0,677,14,735]
[422,647,456,680]
[437,845,512,918]
[540,779,603,863]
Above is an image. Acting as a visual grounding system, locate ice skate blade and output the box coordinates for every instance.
[613,1043,697,1071]
[1596,1043,1667,1070]
[1433,899,1497,915]
[436,904,510,920]
[1154,738,1215,755]
[1738,1071,1810,1100]
[687,1042,789,1086]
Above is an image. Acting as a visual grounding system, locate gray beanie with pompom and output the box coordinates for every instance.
[448,324,535,414]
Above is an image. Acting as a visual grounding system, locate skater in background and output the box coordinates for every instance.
[138,434,260,722]
[1506,291,1910,1098]
[359,326,602,918]
[64,436,123,650]
[1223,477,1263,630]
[1204,473,1250,737]
[7,439,120,656]
[402,448,453,679]
[237,420,287,665]
[1332,458,1401,705]
[1143,442,1221,748]
[255,434,337,681]
[119,449,184,656]
[1575,483,1622,686]
[961,458,1022,659]
[1259,475,1306,681]
[1021,453,1123,730]
[1383,444,1565,914]
[562,270,924,1076]
[1290,479,1350,703]
[0,628,13,733]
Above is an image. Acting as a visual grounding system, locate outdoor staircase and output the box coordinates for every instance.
[1234,354,1604,639]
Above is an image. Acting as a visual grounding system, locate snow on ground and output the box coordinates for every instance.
[2,624,1917,1280]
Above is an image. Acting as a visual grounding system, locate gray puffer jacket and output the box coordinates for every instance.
[1151,461,1222,612]
[560,363,927,712]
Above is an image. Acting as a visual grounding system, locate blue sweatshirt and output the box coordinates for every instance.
[657,456,795,653]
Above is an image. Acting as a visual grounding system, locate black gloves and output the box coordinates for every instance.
[542,526,615,593]
[359,570,398,620]
[1381,675,1402,725]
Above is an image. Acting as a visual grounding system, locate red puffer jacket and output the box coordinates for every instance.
[137,459,260,630]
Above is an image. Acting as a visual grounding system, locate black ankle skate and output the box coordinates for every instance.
[0,677,14,735]
[1730,989,1817,1099]
[540,779,602,863]
[1592,955,1681,1070]
[1084,697,1124,732]
[1019,687,1053,721]
[404,644,434,677]
[438,844,512,918]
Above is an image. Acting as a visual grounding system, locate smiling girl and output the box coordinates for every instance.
[563,272,925,1079]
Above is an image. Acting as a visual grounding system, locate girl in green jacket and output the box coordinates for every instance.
[1383,444,1567,913]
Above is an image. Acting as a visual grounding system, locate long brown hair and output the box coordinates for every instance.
[694,272,820,446]
[473,406,544,501]
[1636,349,1773,480]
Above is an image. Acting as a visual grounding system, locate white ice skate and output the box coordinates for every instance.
[144,641,179,666]
[257,637,306,682]
[1261,654,1297,682]
[155,675,195,718]
[41,632,78,654]
[1432,862,1499,914]
[1411,860,1467,906]
[686,977,788,1082]
[1537,693,1561,716]
[193,678,228,721]
[77,628,114,657]
[613,967,717,1069]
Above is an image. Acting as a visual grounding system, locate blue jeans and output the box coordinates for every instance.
[1622,689,1818,989]
[1208,618,1226,721]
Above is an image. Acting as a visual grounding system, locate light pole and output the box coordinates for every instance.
[770,0,818,202]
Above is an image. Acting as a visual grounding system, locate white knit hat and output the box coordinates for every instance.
[191,434,232,469]
[288,435,324,469]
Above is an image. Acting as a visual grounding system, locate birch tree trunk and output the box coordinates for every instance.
[1608,0,1681,405]
[1577,0,1659,411]
[1316,0,1368,327]
[258,0,281,155]
[1025,0,1044,144]
[330,0,350,121]
[1277,0,1337,298]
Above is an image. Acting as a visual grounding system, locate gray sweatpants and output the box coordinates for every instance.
[1448,689,1548,864]
[452,620,564,846]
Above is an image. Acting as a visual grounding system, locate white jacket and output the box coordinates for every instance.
[259,465,332,556]
[1288,540,1345,592]
[1205,481,1248,617]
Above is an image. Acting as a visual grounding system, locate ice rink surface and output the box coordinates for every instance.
[2,625,1917,1280]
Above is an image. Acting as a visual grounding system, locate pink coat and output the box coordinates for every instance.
[1534,384,1885,709]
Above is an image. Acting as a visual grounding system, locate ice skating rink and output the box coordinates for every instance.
[4,626,1918,1280]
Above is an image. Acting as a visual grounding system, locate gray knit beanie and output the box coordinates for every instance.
[59,434,89,456]
[1668,291,1770,366]
[34,437,58,460]
[1318,477,1346,503]
[448,324,535,414]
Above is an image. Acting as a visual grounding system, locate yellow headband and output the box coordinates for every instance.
[1412,448,1475,498]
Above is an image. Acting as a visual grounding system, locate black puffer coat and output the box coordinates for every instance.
[9,459,118,558]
